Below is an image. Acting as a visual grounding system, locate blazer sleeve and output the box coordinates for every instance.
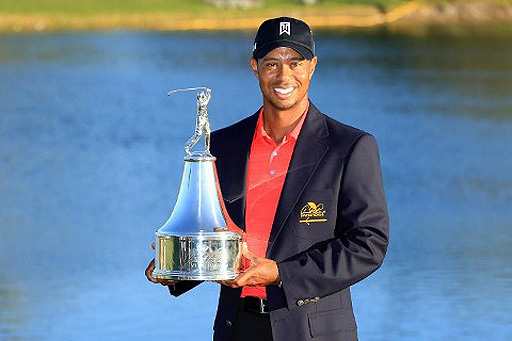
[167,281,203,297]
[277,134,389,307]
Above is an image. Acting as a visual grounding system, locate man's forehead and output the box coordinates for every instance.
[261,47,305,61]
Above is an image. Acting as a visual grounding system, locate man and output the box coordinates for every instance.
[146,17,389,341]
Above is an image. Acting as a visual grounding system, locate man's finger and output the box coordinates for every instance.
[218,280,234,287]
[145,259,158,283]
[157,279,176,286]
[218,275,243,288]
[242,242,258,263]
[232,267,256,287]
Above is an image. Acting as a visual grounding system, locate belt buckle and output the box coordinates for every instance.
[242,296,269,315]
[258,298,269,314]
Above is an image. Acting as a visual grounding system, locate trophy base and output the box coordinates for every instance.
[154,232,242,282]
[152,270,238,281]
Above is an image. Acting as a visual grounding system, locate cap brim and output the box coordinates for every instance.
[253,41,314,60]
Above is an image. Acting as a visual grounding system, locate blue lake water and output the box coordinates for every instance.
[0,30,511,340]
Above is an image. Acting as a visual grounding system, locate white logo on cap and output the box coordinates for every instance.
[253,42,257,51]
[279,22,290,36]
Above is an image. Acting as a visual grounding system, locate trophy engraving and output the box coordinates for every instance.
[153,87,242,281]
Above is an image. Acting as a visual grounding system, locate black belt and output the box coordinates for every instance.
[240,296,269,314]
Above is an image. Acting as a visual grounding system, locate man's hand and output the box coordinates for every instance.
[145,258,177,286]
[219,242,280,288]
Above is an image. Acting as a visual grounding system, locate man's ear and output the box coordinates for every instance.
[250,58,259,78]
[308,56,318,80]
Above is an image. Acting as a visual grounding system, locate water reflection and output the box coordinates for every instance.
[0,31,511,340]
[318,32,512,120]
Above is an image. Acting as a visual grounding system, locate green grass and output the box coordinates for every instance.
[0,0,206,14]
[1,0,510,15]
[423,0,512,3]
[0,0,405,14]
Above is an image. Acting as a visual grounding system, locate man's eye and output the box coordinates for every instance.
[266,63,276,67]
[291,61,302,67]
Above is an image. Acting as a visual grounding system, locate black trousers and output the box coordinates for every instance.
[230,301,273,341]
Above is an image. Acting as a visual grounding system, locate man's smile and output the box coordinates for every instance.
[273,86,295,98]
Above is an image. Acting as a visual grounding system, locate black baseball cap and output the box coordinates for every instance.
[252,17,315,60]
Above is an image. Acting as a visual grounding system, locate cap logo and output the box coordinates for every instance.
[279,22,290,35]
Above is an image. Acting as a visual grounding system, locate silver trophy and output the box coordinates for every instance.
[152,87,242,281]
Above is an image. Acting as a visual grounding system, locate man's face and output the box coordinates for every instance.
[251,47,317,111]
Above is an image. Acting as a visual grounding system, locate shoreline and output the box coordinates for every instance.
[1,1,511,33]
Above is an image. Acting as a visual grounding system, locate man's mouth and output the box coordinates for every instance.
[274,87,294,96]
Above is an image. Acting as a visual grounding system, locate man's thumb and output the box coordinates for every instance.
[242,242,258,263]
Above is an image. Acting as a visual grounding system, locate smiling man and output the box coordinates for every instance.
[145,17,389,341]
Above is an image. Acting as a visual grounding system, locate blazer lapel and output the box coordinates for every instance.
[267,103,330,256]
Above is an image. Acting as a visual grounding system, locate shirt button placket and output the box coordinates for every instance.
[269,147,277,176]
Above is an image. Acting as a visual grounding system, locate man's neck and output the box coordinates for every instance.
[262,98,309,144]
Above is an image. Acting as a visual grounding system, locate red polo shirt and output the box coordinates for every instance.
[242,105,308,299]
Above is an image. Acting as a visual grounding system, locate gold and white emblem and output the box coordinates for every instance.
[300,202,327,225]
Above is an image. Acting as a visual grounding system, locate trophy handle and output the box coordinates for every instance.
[167,87,213,159]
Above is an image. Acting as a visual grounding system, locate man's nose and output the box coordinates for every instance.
[276,65,292,81]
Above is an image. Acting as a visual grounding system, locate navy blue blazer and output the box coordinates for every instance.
[170,103,389,341]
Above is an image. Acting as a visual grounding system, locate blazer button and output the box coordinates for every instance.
[226,320,233,328]
[296,299,305,307]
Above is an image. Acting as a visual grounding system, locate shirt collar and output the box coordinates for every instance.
[255,101,309,144]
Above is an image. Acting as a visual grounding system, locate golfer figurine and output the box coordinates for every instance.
[185,88,212,157]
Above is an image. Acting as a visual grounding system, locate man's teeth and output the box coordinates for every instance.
[274,87,293,95]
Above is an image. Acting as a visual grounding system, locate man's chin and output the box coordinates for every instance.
[268,98,298,111]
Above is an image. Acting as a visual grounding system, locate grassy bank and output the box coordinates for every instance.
[0,0,405,14]
[0,0,511,32]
